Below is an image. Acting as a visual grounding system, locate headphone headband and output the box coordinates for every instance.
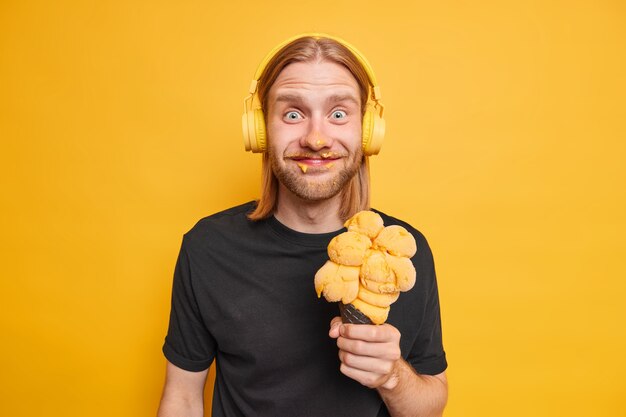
[248,33,381,101]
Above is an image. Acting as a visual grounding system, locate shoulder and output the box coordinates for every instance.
[182,201,260,247]
[190,201,256,230]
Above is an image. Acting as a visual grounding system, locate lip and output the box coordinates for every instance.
[288,157,340,174]
[286,151,345,163]
[290,157,339,166]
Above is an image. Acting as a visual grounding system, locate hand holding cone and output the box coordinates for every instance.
[314,211,417,324]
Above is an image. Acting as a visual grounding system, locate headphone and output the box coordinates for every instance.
[242,33,385,155]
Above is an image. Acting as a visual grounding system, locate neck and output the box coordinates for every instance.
[273,184,344,233]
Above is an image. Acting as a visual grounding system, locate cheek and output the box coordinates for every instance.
[336,116,362,134]
[266,121,289,152]
[332,120,362,147]
[268,117,307,141]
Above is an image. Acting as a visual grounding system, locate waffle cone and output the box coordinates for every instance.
[339,302,373,324]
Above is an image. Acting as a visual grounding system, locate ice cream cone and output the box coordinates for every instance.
[339,302,373,324]
[317,211,417,326]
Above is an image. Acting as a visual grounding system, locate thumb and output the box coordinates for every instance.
[328,316,343,338]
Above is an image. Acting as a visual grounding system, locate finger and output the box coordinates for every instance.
[340,323,401,343]
[339,363,388,389]
[338,349,395,375]
[337,336,401,361]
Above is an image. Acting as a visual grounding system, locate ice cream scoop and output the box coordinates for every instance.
[374,225,417,258]
[327,231,372,266]
[314,261,359,304]
[314,210,417,325]
[344,210,384,239]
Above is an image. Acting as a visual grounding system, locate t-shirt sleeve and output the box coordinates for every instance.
[162,236,216,372]
[406,233,448,376]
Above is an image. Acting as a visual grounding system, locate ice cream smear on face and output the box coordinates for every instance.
[293,152,340,173]
[314,210,417,324]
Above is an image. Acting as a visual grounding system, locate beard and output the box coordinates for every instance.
[268,146,363,202]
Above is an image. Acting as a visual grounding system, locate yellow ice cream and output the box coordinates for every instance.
[327,231,371,266]
[344,210,385,239]
[360,249,394,283]
[357,286,400,307]
[314,261,359,304]
[314,210,418,324]
[374,225,417,258]
[385,253,416,292]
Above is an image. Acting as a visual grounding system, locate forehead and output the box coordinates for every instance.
[268,61,360,102]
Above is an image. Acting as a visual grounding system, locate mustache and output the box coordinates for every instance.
[284,151,347,160]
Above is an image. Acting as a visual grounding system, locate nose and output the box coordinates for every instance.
[301,133,329,151]
[300,116,333,151]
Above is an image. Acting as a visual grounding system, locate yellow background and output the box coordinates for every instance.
[1,1,625,416]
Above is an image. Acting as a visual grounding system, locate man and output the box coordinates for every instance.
[157,34,447,417]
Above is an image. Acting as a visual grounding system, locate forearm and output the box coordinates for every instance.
[157,391,204,417]
[377,360,447,417]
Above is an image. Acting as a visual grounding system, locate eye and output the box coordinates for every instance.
[331,110,347,120]
[284,111,302,121]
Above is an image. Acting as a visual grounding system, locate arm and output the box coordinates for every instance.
[378,361,447,417]
[157,360,208,417]
[329,318,448,417]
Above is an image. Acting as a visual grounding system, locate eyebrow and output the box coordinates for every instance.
[273,93,360,107]
[326,93,360,107]
[274,93,305,105]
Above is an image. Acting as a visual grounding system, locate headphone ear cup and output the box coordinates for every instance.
[253,109,267,153]
[242,92,267,153]
[368,113,385,155]
[361,108,374,153]
[362,105,385,156]
[242,109,254,152]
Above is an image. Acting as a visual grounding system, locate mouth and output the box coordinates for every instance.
[287,152,344,163]
[286,152,343,173]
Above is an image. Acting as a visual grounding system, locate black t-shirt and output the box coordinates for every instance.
[163,202,447,417]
